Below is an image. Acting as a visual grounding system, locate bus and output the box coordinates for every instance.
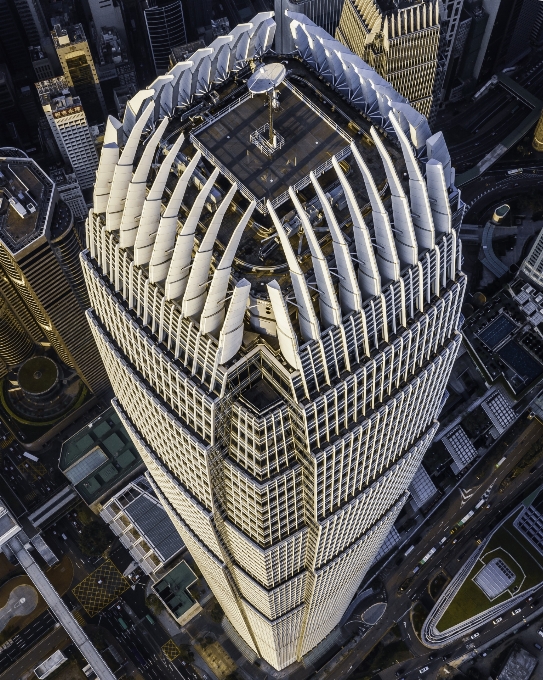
[117,618,128,630]
[420,547,436,565]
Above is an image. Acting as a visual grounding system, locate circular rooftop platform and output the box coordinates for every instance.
[18,356,58,395]
[248,63,286,94]
[362,602,387,625]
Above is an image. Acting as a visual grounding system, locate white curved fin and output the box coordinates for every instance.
[217,279,251,364]
[332,156,381,299]
[133,133,189,264]
[118,118,171,248]
[426,159,451,234]
[181,183,237,319]
[199,201,256,335]
[267,280,300,370]
[351,143,400,284]
[164,168,220,299]
[389,111,435,251]
[148,151,201,283]
[93,115,123,214]
[370,127,418,267]
[289,187,341,328]
[268,201,320,342]
[310,171,363,313]
[106,100,154,231]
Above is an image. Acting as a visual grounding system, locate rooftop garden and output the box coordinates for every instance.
[436,514,543,632]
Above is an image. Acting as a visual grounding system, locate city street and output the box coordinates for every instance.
[322,417,543,679]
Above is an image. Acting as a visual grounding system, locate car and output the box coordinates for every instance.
[493,617,503,625]
[470,632,480,639]
[535,643,542,651]
[419,667,429,674]
[538,629,543,638]
[428,654,435,660]
[512,608,522,615]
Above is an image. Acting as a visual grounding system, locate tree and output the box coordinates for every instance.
[210,601,223,623]
[77,521,113,556]
[145,593,164,615]
[178,643,194,662]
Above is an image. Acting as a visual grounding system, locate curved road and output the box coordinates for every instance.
[320,417,543,680]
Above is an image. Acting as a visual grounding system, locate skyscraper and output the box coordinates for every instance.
[82,12,465,671]
[37,77,99,190]
[336,0,441,118]
[0,148,109,396]
[51,24,107,123]
[144,0,187,74]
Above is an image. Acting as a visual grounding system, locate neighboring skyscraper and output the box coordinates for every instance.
[521,226,543,289]
[275,0,346,52]
[144,0,187,74]
[0,148,108,395]
[51,24,107,123]
[29,45,55,81]
[82,12,465,671]
[37,77,99,190]
[336,0,441,117]
[87,0,127,43]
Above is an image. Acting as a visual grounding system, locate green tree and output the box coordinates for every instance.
[145,593,164,615]
[77,521,113,556]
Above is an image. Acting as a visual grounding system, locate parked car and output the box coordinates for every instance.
[471,632,480,639]
[419,668,429,674]
[512,608,522,615]
[535,643,542,651]
[493,617,503,625]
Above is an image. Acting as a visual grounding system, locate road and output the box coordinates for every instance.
[99,603,195,680]
[0,610,57,673]
[322,417,543,679]
[0,627,70,678]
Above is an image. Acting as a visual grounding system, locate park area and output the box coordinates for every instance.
[436,513,543,631]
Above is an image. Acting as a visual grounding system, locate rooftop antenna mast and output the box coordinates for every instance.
[248,63,286,149]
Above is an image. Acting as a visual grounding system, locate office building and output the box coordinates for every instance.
[275,0,345,53]
[0,149,108,396]
[82,12,465,670]
[51,24,107,123]
[336,0,441,117]
[521,227,543,290]
[144,0,187,74]
[100,475,184,575]
[29,46,56,81]
[87,0,127,43]
[49,168,88,220]
[37,77,99,190]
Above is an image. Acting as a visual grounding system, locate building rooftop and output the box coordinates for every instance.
[102,476,184,564]
[52,23,88,49]
[59,406,143,506]
[497,646,538,680]
[0,152,57,257]
[153,561,197,620]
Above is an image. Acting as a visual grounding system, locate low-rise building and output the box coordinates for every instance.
[59,406,144,512]
[100,475,184,576]
[497,645,537,680]
[152,560,201,625]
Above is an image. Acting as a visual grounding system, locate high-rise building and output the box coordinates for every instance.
[37,77,99,190]
[275,0,347,53]
[336,0,441,117]
[87,0,127,43]
[51,24,107,123]
[82,12,465,671]
[0,148,108,395]
[521,226,543,290]
[144,0,187,74]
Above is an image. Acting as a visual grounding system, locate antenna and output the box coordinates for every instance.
[247,63,286,148]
